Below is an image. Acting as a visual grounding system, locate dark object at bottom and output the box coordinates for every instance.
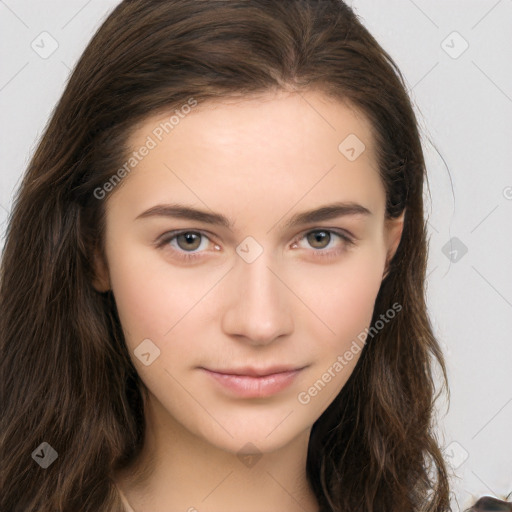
[467,496,512,511]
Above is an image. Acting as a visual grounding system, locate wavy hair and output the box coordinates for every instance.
[1,1,450,510]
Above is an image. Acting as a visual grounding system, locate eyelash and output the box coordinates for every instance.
[155,228,355,263]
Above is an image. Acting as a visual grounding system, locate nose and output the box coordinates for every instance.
[220,250,294,346]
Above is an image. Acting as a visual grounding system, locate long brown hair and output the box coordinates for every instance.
[0,1,450,510]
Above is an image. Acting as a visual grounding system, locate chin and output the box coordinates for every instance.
[190,410,312,456]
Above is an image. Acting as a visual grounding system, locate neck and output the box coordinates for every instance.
[114,395,320,512]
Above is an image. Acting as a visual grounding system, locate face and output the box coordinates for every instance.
[94,90,403,456]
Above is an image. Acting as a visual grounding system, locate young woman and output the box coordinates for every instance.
[1,1,452,511]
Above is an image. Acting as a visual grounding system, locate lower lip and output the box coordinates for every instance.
[200,368,302,398]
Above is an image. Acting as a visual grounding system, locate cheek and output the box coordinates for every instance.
[291,252,384,410]
[297,248,385,347]
[339,261,383,327]
[106,241,176,346]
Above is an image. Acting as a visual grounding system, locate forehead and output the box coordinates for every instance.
[128,89,377,163]
[110,90,386,225]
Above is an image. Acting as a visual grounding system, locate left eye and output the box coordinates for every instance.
[293,229,351,251]
[169,231,208,252]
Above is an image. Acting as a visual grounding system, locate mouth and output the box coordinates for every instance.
[199,365,306,398]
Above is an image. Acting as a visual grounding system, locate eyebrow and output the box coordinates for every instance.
[135,201,372,230]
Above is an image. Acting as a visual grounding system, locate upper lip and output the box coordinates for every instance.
[202,365,305,377]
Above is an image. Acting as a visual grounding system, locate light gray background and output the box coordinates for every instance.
[1,0,511,509]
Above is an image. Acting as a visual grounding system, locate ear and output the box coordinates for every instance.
[91,247,111,292]
[382,209,405,280]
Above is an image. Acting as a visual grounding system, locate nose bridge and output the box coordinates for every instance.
[241,249,279,306]
[221,241,293,344]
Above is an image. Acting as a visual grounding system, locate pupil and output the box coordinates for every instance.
[309,231,329,248]
[179,233,200,250]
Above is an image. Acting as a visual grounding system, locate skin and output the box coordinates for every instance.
[93,89,404,512]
